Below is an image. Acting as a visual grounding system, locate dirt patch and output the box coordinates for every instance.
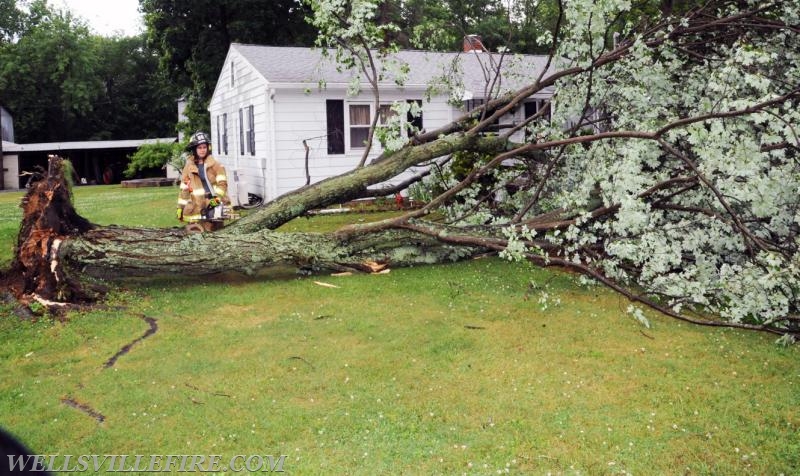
[60,396,105,423]
[120,178,176,188]
[103,315,158,368]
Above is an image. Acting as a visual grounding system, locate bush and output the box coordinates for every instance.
[124,142,183,178]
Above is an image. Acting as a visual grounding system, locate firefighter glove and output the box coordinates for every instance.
[208,197,221,208]
[176,208,184,221]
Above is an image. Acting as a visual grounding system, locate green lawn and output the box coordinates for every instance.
[1,185,798,474]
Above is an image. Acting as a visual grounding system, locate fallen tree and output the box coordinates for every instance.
[3,0,799,341]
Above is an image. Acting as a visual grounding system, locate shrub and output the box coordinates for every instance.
[124,142,183,178]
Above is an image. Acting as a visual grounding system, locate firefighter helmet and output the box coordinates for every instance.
[186,131,212,151]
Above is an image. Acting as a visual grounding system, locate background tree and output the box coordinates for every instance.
[0,1,178,142]
[138,0,598,137]
[0,0,101,142]
[86,35,180,140]
[395,0,707,53]
[141,0,317,135]
[0,0,22,42]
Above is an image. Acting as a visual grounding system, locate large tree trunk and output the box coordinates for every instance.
[1,157,485,307]
[62,226,480,278]
[227,134,508,233]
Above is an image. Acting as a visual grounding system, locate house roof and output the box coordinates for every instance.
[2,137,176,153]
[231,43,555,97]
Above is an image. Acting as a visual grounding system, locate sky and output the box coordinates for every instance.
[51,0,144,37]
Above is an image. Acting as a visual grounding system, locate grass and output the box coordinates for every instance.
[0,185,798,474]
[0,186,180,268]
[0,190,25,268]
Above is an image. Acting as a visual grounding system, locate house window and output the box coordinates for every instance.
[378,105,397,125]
[248,105,255,155]
[230,61,235,87]
[349,104,371,149]
[326,100,345,155]
[463,99,483,113]
[524,99,551,122]
[239,108,245,155]
[216,116,220,151]
[523,99,551,139]
[326,100,421,154]
[222,113,228,155]
[464,98,501,130]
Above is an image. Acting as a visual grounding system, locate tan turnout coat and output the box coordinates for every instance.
[177,155,230,221]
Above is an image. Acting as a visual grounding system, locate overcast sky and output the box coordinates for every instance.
[52,0,144,37]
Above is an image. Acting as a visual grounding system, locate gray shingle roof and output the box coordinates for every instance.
[231,43,554,98]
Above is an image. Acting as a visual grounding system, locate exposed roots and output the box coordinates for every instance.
[2,156,101,308]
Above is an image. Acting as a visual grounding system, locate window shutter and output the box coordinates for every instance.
[239,108,245,155]
[326,100,344,155]
[524,101,538,119]
[540,100,552,121]
[248,105,255,155]
[524,102,538,140]
[406,99,423,134]
[223,113,228,154]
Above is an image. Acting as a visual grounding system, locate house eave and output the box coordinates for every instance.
[266,82,432,90]
[3,138,177,153]
[265,81,555,98]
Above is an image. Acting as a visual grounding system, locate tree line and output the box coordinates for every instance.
[0,0,177,142]
[1,0,609,142]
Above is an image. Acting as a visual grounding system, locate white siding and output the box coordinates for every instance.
[271,87,453,199]
[208,49,271,201]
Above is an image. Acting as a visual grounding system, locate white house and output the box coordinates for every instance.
[208,42,555,203]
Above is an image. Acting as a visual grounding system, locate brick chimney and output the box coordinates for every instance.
[463,34,488,52]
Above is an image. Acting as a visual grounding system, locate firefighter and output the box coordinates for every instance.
[176,131,230,232]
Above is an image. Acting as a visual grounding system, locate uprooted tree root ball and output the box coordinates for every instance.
[0,156,102,310]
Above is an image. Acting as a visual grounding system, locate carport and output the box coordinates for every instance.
[2,138,175,189]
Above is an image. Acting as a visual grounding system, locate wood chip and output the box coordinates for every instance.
[313,281,340,288]
[331,272,353,277]
[363,260,388,273]
[32,294,69,307]
[373,269,391,274]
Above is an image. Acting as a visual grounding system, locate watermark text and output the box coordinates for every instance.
[7,454,287,473]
